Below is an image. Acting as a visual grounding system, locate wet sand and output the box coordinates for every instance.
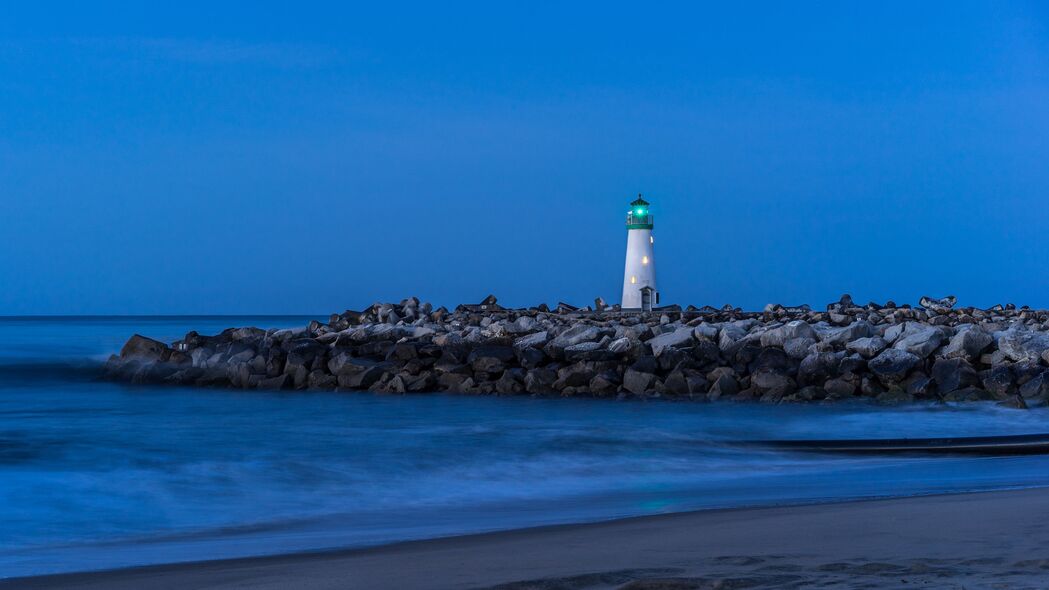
[8,488,1049,589]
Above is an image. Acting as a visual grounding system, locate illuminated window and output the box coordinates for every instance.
[630,276,637,284]
[642,256,649,265]
[650,236,654,244]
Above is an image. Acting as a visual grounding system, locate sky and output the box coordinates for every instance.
[1,2,1048,315]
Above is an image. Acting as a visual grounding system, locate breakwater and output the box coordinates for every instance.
[104,295,1049,404]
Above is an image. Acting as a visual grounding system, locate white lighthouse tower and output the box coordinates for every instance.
[621,194,658,311]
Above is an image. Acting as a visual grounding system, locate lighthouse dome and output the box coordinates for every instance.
[626,194,653,229]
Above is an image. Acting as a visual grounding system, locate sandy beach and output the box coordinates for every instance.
[7,488,1049,589]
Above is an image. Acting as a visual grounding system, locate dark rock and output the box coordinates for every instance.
[517,347,547,369]
[751,369,795,397]
[845,336,888,358]
[905,373,935,397]
[783,337,816,360]
[623,369,656,395]
[942,387,991,402]
[940,326,992,360]
[589,374,619,396]
[876,390,914,405]
[1019,372,1049,399]
[437,372,471,392]
[119,334,171,362]
[556,363,596,388]
[631,356,658,374]
[256,374,288,390]
[707,373,738,400]
[524,368,558,394]
[868,349,921,382]
[468,346,514,374]
[494,371,523,394]
[931,358,979,394]
[308,371,338,391]
[981,365,1015,397]
[824,377,856,398]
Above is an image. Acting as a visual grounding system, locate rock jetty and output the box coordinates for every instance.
[105,295,1049,405]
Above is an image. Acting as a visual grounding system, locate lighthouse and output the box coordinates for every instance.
[621,194,658,311]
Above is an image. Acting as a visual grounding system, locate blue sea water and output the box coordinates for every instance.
[3,316,1049,578]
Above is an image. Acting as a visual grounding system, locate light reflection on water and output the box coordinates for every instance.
[1,316,1048,577]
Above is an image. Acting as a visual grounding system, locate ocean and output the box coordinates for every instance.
[3,316,1049,578]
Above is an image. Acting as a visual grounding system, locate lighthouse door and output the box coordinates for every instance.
[641,288,652,312]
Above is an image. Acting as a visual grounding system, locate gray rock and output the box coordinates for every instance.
[564,341,613,361]
[798,351,844,382]
[815,321,873,347]
[524,369,558,394]
[783,337,816,360]
[905,373,934,397]
[516,347,547,369]
[999,330,1049,362]
[759,320,817,348]
[623,369,656,395]
[931,358,979,394]
[119,334,171,362]
[1020,372,1049,399]
[981,365,1015,397]
[751,369,795,397]
[892,324,944,358]
[513,331,549,352]
[494,371,523,394]
[648,327,695,357]
[693,324,719,341]
[547,325,609,357]
[845,336,888,358]
[940,325,992,359]
[556,363,596,388]
[707,373,738,400]
[824,377,856,398]
[608,337,633,354]
[868,349,921,381]
[920,295,957,313]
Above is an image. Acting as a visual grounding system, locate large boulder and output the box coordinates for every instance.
[814,321,873,347]
[623,369,656,395]
[751,369,795,397]
[564,341,615,361]
[939,325,992,360]
[647,327,694,357]
[545,325,610,358]
[783,337,816,360]
[119,335,171,362]
[1020,372,1049,399]
[931,358,979,395]
[981,365,1015,398]
[845,336,888,359]
[998,330,1049,363]
[512,331,549,352]
[868,348,921,382]
[524,368,558,394]
[892,325,944,358]
[759,321,817,348]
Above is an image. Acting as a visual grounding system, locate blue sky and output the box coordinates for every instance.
[1,2,1048,314]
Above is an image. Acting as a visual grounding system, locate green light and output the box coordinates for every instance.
[635,208,647,216]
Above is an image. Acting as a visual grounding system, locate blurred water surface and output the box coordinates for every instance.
[3,316,1049,577]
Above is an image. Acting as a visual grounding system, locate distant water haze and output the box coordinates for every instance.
[4,317,1049,577]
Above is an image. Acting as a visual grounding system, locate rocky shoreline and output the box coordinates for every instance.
[104,295,1049,406]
